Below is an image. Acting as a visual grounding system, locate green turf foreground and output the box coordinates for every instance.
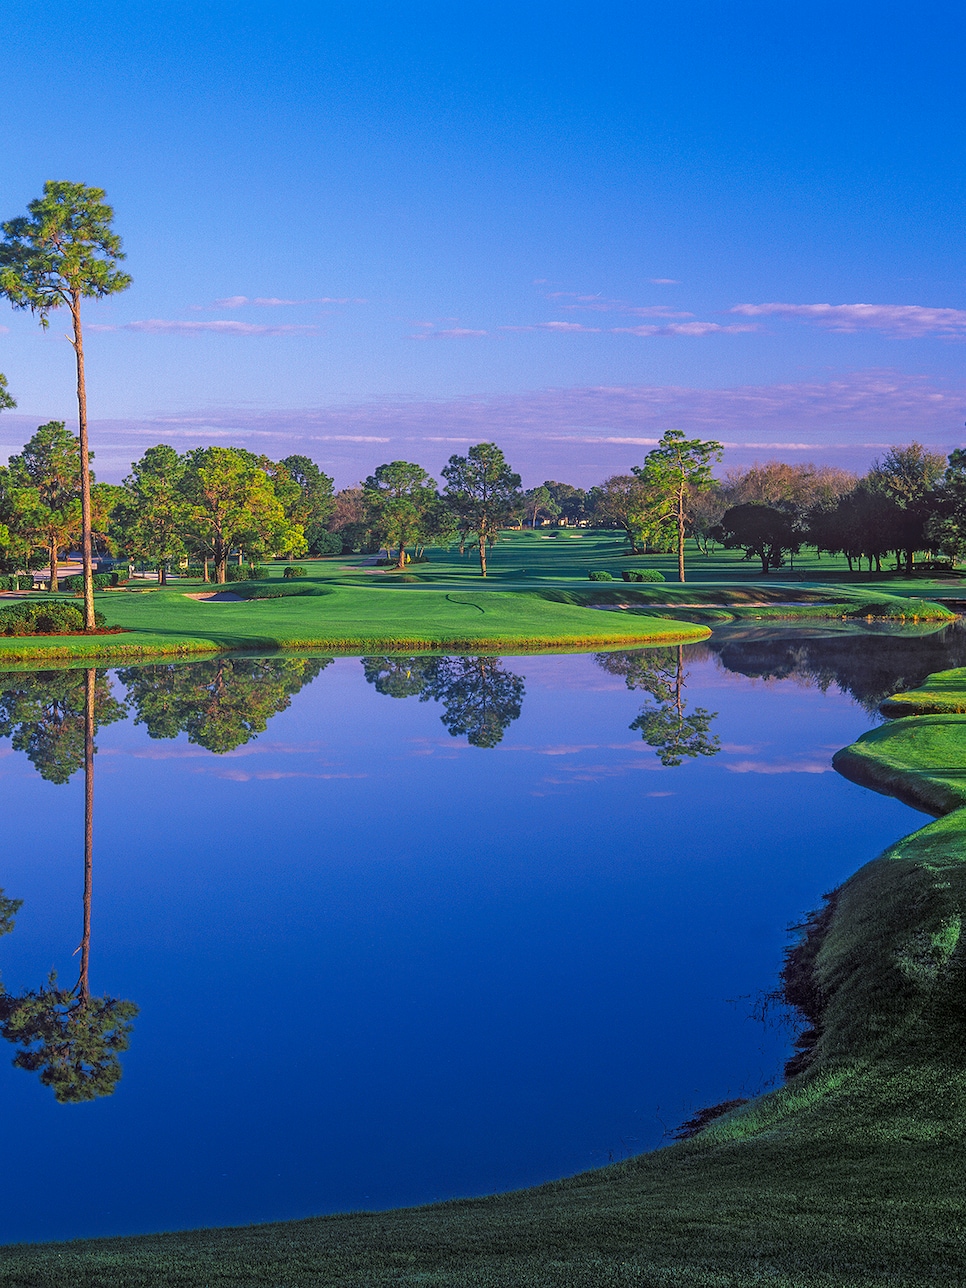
[3,673,966,1283]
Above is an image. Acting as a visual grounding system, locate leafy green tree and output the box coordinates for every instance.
[363,461,439,567]
[362,655,525,747]
[543,480,587,526]
[0,183,132,629]
[0,466,41,575]
[586,474,651,552]
[181,446,304,582]
[595,647,720,767]
[715,503,801,573]
[524,485,560,528]
[441,443,522,576]
[867,442,945,573]
[0,668,125,783]
[115,444,189,584]
[0,372,15,412]
[928,448,966,564]
[118,656,331,753]
[7,421,84,591]
[279,455,336,554]
[632,430,723,581]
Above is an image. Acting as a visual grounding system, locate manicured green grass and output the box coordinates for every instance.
[4,660,966,1283]
[0,531,956,663]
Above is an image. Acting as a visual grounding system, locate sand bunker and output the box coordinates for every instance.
[183,591,244,603]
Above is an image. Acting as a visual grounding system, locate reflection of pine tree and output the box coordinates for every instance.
[118,656,332,753]
[596,647,721,767]
[0,670,137,1103]
[0,668,125,783]
[361,655,525,748]
[0,975,137,1103]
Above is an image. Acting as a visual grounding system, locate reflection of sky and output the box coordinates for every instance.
[0,653,924,1243]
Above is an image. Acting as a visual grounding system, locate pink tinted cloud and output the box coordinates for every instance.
[548,293,692,319]
[731,302,966,337]
[6,369,963,486]
[612,322,757,337]
[199,295,364,309]
[124,319,318,336]
[412,327,488,339]
[500,321,601,333]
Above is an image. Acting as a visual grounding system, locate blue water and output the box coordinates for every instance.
[0,637,932,1243]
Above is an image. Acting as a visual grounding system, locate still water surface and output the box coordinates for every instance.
[0,626,954,1243]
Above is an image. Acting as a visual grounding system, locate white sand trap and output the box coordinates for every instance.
[183,591,244,603]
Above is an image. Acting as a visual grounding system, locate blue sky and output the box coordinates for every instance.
[1,1,965,485]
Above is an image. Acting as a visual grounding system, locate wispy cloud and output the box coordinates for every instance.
[725,759,831,774]
[649,278,681,285]
[111,319,319,336]
[411,326,488,339]
[731,302,966,338]
[197,295,365,309]
[500,321,601,333]
[547,293,692,319]
[612,321,757,337]
[7,369,963,486]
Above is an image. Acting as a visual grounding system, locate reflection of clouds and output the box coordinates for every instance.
[212,769,368,782]
[725,759,831,775]
[721,743,763,754]
[102,740,329,761]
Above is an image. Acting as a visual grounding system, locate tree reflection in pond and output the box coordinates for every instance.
[362,656,525,748]
[118,656,332,753]
[0,667,126,783]
[0,670,137,1103]
[596,646,721,767]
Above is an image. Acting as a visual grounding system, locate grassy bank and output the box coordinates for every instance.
[0,531,957,664]
[3,665,966,1282]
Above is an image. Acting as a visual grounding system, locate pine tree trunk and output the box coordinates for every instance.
[49,542,59,593]
[479,532,487,576]
[70,294,96,631]
[203,557,210,583]
[677,485,686,582]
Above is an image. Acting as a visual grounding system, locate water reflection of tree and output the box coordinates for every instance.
[0,667,125,782]
[705,621,966,715]
[118,656,332,753]
[362,655,525,748]
[0,670,137,1102]
[596,647,721,767]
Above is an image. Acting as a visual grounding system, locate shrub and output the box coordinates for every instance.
[225,564,267,582]
[588,570,614,581]
[0,601,106,636]
[621,569,666,583]
[282,565,308,578]
[0,574,33,591]
[310,530,343,556]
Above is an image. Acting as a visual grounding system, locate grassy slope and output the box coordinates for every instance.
[0,532,956,663]
[4,667,966,1283]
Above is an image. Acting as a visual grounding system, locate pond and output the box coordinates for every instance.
[1,623,963,1245]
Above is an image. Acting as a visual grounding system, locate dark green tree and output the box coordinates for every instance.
[0,889,23,938]
[363,461,439,567]
[714,503,801,574]
[7,421,84,592]
[115,444,189,585]
[441,443,522,576]
[867,442,945,574]
[0,372,14,412]
[118,656,331,753]
[361,656,439,699]
[279,455,336,554]
[0,182,132,629]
